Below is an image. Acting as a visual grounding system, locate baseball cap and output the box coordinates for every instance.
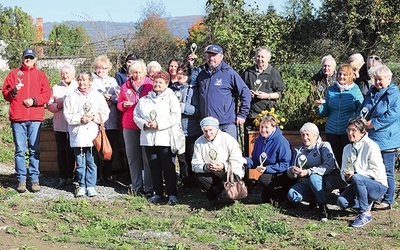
[204,44,223,54]
[22,48,36,58]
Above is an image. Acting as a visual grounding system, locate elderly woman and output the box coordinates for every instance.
[287,122,339,221]
[192,117,245,210]
[360,64,400,210]
[348,53,369,96]
[170,62,202,186]
[91,55,120,183]
[245,114,292,203]
[315,64,364,167]
[146,61,162,81]
[63,72,110,197]
[134,70,181,204]
[117,59,154,196]
[337,118,388,227]
[47,63,78,187]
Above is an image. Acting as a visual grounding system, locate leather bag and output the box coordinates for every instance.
[92,113,112,160]
[223,163,248,200]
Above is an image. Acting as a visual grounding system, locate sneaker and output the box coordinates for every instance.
[17,182,27,193]
[87,187,98,197]
[317,204,328,222]
[76,187,86,197]
[168,195,178,205]
[58,179,67,187]
[66,178,74,185]
[31,182,41,192]
[352,213,372,227]
[373,202,391,211]
[148,194,161,204]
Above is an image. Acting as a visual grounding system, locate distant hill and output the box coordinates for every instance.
[43,15,204,42]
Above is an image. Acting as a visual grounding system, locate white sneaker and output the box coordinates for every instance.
[87,187,98,197]
[76,187,86,197]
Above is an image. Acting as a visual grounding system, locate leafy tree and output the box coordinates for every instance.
[0,5,35,68]
[128,1,178,67]
[46,24,93,57]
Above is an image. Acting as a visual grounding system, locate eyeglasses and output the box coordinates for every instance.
[346,128,359,133]
[368,56,380,60]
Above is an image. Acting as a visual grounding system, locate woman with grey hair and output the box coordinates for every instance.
[146,61,162,81]
[47,63,78,187]
[287,122,341,221]
[360,64,400,210]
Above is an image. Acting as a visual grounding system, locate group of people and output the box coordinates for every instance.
[2,46,398,228]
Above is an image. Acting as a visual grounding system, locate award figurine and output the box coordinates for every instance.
[316,84,326,103]
[208,149,218,162]
[149,110,157,123]
[259,152,267,167]
[126,89,133,105]
[175,92,183,102]
[114,85,121,98]
[83,101,92,116]
[360,107,369,119]
[16,71,24,87]
[297,155,308,170]
[254,79,262,93]
[190,43,197,56]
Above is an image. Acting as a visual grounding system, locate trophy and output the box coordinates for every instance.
[254,79,262,93]
[16,71,24,87]
[208,149,218,162]
[190,43,197,56]
[344,149,357,174]
[114,86,121,98]
[316,84,325,103]
[149,110,157,123]
[126,89,133,105]
[297,155,308,170]
[83,101,92,116]
[360,107,369,119]
[175,92,183,102]
[259,152,267,167]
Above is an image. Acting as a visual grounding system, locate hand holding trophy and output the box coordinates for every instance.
[253,79,262,94]
[360,107,369,120]
[256,152,267,172]
[297,155,308,170]
[125,89,133,106]
[316,84,326,104]
[16,71,24,89]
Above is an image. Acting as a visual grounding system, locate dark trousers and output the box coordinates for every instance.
[326,133,349,167]
[95,129,119,179]
[145,146,177,197]
[196,172,226,201]
[177,135,199,180]
[54,131,75,179]
[259,172,296,203]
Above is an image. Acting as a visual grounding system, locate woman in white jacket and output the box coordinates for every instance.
[134,70,181,204]
[63,72,110,197]
[337,118,388,227]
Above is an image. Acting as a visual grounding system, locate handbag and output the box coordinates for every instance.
[169,123,185,155]
[223,163,248,200]
[92,113,113,161]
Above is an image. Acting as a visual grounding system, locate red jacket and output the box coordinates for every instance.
[2,64,51,122]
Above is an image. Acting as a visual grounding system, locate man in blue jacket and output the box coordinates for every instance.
[196,44,251,139]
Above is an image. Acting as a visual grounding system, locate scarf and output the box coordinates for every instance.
[78,86,92,96]
[335,81,354,92]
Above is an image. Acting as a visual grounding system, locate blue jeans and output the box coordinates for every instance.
[337,174,387,213]
[73,147,97,188]
[381,151,397,204]
[11,121,42,183]
[287,174,326,204]
[219,123,237,139]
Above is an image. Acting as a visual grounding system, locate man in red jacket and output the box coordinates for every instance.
[2,48,51,193]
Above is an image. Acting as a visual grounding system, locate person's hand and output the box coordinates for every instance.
[314,99,324,107]
[236,117,245,125]
[80,115,93,124]
[145,120,158,129]
[123,100,132,108]
[343,170,354,181]
[208,161,224,171]
[22,98,34,107]
[256,165,266,173]
[365,120,373,129]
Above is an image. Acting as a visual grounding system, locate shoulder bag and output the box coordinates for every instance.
[223,163,248,200]
[92,113,113,160]
[169,122,186,155]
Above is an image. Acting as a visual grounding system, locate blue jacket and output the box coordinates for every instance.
[245,127,291,174]
[319,82,364,135]
[170,82,202,137]
[361,83,400,151]
[196,61,251,124]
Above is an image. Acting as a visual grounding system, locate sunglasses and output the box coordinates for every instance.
[24,56,35,60]
[368,56,380,60]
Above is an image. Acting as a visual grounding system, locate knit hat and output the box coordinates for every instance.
[153,70,170,83]
[200,117,219,129]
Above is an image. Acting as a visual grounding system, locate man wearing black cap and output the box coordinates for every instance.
[2,48,51,193]
[196,44,251,139]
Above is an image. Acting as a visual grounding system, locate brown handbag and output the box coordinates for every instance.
[223,163,248,200]
[92,113,113,160]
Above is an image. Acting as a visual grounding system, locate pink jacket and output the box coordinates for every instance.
[117,77,153,130]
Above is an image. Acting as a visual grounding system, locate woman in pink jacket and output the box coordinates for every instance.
[117,59,153,196]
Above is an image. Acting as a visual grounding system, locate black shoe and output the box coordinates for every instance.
[206,199,217,211]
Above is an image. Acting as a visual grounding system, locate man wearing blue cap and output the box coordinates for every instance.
[2,48,51,193]
[196,44,251,139]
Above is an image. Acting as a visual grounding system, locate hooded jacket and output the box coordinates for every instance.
[2,65,51,122]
